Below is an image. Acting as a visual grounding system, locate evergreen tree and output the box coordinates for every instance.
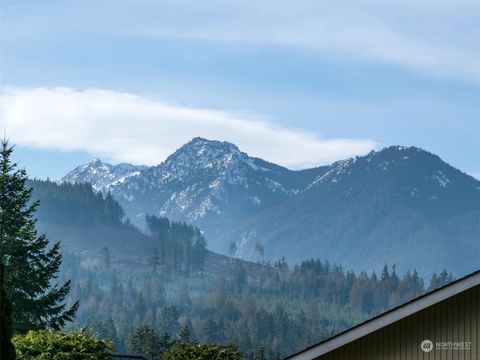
[101,246,111,271]
[128,325,162,360]
[160,306,179,336]
[202,318,225,344]
[179,326,194,343]
[256,346,266,360]
[0,140,78,333]
[103,192,124,225]
[173,243,184,273]
[134,292,147,322]
[229,241,238,258]
[192,232,207,273]
[429,270,454,290]
[254,242,265,263]
[149,248,161,272]
[233,260,247,289]
[0,261,16,359]
[103,316,119,345]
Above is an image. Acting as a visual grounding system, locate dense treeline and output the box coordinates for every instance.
[28,178,455,359]
[60,250,453,359]
[287,260,452,314]
[29,180,124,227]
[31,181,209,273]
[1,142,79,360]
[146,215,207,276]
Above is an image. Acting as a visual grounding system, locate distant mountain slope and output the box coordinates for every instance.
[29,179,246,277]
[62,137,328,249]
[224,146,480,276]
[61,140,480,276]
[62,159,146,192]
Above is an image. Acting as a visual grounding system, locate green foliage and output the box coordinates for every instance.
[127,325,172,360]
[66,253,454,359]
[146,215,207,275]
[0,140,78,333]
[0,261,16,360]
[229,241,238,257]
[12,330,113,360]
[218,146,480,277]
[163,342,243,360]
[178,326,194,343]
[429,269,454,291]
[25,174,458,359]
[254,242,264,260]
[29,180,124,227]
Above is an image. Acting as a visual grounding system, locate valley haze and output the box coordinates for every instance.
[61,137,480,278]
[2,1,479,358]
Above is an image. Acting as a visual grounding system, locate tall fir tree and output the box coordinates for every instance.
[128,325,163,360]
[0,140,78,333]
[0,261,16,359]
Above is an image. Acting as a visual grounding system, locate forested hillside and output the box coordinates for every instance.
[58,250,454,358]
[31,180,124,225]
[29,179,455,358]
[61,139,480,277]
[62,137,329,249]
[224,146,480,276]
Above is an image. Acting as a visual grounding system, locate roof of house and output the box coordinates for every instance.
[112,354,149,360]
[285,269,480,360]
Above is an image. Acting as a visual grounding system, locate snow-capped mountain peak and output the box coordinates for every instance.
[155,137,262,186]
[307,145,477,208]
[60,139,480,276]
[61,138,325,231]
[110,137,306,223]
[61,158,146,192]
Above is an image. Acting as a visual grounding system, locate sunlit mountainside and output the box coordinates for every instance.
[62,138,480,277]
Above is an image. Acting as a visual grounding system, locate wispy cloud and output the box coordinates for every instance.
[1,87,376,168]
[135,2,480,84]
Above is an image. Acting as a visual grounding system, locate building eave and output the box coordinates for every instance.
[286,269,480,360]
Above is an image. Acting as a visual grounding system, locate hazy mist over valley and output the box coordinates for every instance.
[60,138,480,277]
[1,1,478,359]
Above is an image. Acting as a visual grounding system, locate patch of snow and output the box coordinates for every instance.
[209,179,221,189]
[124,194,135,202]
[245,158,258,170]
[432,170,450,188]
[309,157,357,188]
[378,161,390,171]
[410,188,418,198]
[251,196,261,205]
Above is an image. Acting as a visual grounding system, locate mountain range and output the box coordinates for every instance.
[62,137,480,276]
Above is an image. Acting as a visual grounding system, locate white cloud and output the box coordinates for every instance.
[136,2,480,84]
[1,87,376,169]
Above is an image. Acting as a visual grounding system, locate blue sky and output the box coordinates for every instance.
[0,1,479,180]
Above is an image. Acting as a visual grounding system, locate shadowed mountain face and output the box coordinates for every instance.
[62,137,328,236]
[62,159,147,192]
[29,179,247,278]
[62,139,480,276]
[223,146,480,276]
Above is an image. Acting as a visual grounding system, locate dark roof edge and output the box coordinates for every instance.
[285,269,480,360]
